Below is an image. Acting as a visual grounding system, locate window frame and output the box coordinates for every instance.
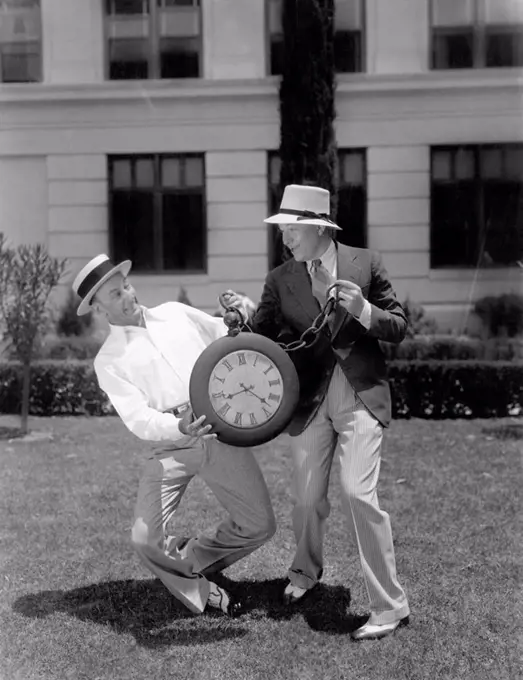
[429,0,523,69]
[430,143,523,269]
[0,0,43,84]
[104,0,204,81]
[108,152,208,275]
[265,0,366,76]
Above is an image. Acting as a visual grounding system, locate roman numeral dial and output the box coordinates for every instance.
[208,349,285,428]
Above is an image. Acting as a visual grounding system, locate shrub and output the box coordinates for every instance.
[402,297,438,338]
[0,361,113,416]
[0,360,520,420]
[381,336,523,361]
[389,361,522,419]
[39,336,102,360]
[56,289,93,336]
[473,293,523,338]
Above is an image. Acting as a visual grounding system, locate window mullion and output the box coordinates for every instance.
[150,1,159,79]
[154,156,163,270]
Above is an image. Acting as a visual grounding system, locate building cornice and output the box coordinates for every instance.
[0,69,521,106]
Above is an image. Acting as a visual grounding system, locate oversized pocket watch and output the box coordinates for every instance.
[189,308,300,447]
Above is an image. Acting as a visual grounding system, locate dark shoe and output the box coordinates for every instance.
[282,582,316,605]
[206,581,243,618]
[351,616,409,641]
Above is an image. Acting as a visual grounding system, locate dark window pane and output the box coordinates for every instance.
[112,159,133,188]
[334,30,362,73]
[486,30,523,67]
[111,192,155,270]
[109,0,148,15]
[337,185,366,247]
[270,35,284,75]
[482,181,523,266]
[162,193,205,270]
[160,37,199,77]
[1,42,40,82]
[432,29,474,69]
[109,38,149,79]
[431,183,477,267]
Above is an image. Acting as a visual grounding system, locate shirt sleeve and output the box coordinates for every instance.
[94,357,188,443]
[356,298,372,330]
[180,303,228,345]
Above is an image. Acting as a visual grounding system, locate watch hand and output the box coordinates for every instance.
[225,384,255,399]
[242,386,268,404]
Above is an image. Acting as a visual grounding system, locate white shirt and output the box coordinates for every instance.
[306,240,372,329]
[94,302,227,443]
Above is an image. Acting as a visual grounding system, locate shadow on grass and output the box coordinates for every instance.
[211,573,365,634]
[12,578,247,647]
[13,576,362,644]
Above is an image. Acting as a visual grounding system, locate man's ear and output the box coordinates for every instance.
[318,226,325,236]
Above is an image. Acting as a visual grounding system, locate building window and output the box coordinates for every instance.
[109,154,206,273]
[431,145,523,268]
[268,0,364,75]
[337,149,367,248]
[106,0,202,80]
[267,149,367,268]
[0,0,42,83]
[431,0,523,69]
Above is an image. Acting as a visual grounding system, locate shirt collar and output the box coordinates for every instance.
[307,239,337,273]
[107,306,149,341]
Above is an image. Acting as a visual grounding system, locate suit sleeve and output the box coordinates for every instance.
[366,251,408,343]
[250,272,284,341]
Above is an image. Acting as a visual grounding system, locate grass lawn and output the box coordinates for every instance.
[0,416,521,680]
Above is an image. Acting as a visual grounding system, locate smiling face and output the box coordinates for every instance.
[278,223,331,262]
[92,273,142,327]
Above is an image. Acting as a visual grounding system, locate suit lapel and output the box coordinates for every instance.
[283,260,321,322]
[331,244,362,340]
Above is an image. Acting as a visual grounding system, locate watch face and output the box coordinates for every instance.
[208,350,284,428]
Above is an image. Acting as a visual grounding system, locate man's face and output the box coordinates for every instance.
[93,273,141,326]
[279,223,324,262]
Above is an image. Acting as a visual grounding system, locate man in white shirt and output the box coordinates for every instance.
[72,254,276,617]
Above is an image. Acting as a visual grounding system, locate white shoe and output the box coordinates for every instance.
[282,582,311,605]
[351,616,409,641]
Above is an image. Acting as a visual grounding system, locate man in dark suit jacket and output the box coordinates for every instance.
[227,184,410,640]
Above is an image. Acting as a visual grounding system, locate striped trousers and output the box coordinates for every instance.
[288,364,409,625]
[131,439,276,614]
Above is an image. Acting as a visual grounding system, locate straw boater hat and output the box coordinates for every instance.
[264,184,341,230]
[72,254,131,316]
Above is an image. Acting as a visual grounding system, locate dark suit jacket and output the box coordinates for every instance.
[251,243,407,433]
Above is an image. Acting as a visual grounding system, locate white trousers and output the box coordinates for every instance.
[131,439,276,614]
[288,364,409,625]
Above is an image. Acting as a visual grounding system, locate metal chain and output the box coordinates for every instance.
[223,284,340,354]
[240,297,335,353]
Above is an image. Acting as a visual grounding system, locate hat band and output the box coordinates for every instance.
[77,259,118,300]
[279,208,336,226]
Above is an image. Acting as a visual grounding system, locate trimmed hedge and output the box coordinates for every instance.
[0,361,113,416]
[389,361,522,419]
[381,336,523,361]
[0,360,521,420]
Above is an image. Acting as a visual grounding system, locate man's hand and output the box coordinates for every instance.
[334,279,365,318]
[219,290,248,323]
[179,406,217,441]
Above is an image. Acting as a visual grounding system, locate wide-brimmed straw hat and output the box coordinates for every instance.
[72,254,132,316]
[264,184,341,230]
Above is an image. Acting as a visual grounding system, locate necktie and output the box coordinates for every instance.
[310,259,332,309]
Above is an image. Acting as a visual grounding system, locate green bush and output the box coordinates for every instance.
[39,335,102,360]
[0,361,113,416]
[56,290,93,336]
[473,293,523,338]
[402,298,438,338]
[0,360,520,420]
[389,361,522,419]
[381,336,523,361]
